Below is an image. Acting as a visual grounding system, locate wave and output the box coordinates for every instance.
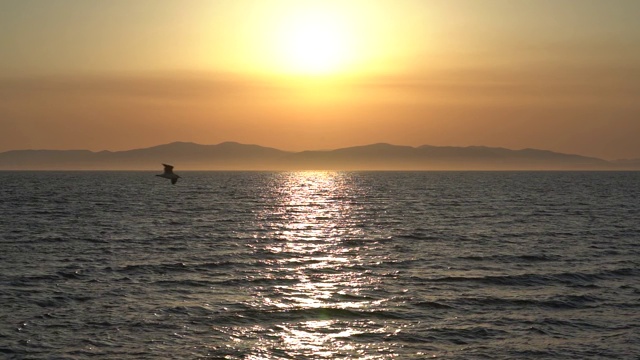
[153,279,215,288]
[112,262,192,275]
[413,267,639,287]
[110,260,242,275]
[213,307,407,325]
[454,294,601,310]
[457,254,559,262]
[391,325,508,345]
[413,300,454,309]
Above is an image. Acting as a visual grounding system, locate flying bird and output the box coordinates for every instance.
[156,164,180,184]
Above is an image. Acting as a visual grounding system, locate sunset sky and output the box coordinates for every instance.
[1,0,639,160]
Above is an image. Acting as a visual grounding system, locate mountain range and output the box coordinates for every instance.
[0,141,638,170]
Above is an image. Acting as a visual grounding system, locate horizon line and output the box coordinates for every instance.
[4,140,637,161]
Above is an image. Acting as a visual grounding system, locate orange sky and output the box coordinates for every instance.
[1,0,639,160]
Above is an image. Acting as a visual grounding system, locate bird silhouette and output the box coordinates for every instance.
[156,164,180,184]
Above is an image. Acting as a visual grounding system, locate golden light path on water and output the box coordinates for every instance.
[226,172,402,358]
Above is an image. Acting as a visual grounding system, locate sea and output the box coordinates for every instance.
[0,171,638,359]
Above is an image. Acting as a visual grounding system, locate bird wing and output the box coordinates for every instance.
[171,177,178,185]
[162,164,174,174]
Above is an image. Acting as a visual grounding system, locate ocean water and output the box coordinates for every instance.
[0,171,639,359]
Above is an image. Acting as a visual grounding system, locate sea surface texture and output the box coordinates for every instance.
[1,171,639,359]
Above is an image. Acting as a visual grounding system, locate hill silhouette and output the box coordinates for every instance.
[0,141,635,170]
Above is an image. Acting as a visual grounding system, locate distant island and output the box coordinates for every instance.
[0,141,639,170]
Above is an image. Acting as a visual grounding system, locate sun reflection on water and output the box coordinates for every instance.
[242,171,395,358]
[272,171,360,241]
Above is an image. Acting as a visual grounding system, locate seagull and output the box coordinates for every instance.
[156,164,180,185]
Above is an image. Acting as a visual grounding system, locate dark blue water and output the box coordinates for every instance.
[1,171,639,359]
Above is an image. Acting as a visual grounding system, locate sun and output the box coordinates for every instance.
[285,20,344,74]
[275,10,354,76]
[205,2,399,78]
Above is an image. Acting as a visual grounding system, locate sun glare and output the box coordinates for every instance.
[218,2,398,79]
[275,9,354,76]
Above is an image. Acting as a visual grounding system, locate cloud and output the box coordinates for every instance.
[352,63,640,106]
[0,72,278,102]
